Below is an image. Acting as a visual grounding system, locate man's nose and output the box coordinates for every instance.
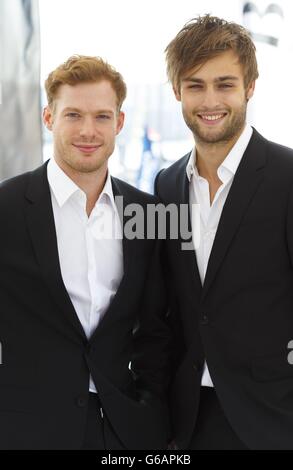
[79,116,97,139]
[201,87,220,109]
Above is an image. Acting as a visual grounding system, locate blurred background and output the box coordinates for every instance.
[1,0,293,191]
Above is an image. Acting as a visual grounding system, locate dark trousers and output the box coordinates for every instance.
[81,393,105,450]
[189,387,248,450]
[81,392,126,450]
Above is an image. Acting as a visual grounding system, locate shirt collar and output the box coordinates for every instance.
[186,124,253,182]
[47,157,115,209]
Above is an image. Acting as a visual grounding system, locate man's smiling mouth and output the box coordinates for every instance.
[197,112,228,124]
[72,144,102,153]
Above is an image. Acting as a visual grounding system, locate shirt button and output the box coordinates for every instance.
[76,395,87,408]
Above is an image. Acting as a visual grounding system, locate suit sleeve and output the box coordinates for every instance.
[131,238,172,399]
[286,182,293,267]
[153,169,187,379]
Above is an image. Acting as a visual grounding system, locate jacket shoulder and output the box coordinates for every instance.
[0,170,32,199]
[266,139,293,164]
[262,136,293,187]
[155,152,191,197]
[112,176,158,205]
[159,152,191,180]
[0,163,48,212]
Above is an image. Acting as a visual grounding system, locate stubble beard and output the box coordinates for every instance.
[55,141,111,175]
[183,101,247,146]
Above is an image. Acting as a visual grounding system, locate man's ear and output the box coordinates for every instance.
[246,80,255,101]
[43,106,54,131]
[173,86,181,102]
[116,111,125,135]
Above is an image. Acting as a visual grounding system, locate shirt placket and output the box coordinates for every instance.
[85,219,99,338]
[197,178,211,279]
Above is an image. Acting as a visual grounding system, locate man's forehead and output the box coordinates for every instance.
[53,82,118,110]
[60,80,112,93]
[183,51,242,80]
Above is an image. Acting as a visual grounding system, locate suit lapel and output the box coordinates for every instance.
[88,177,137,340]
[24,165,136,342]
[25,162,87,340]
[201,129,267,300]
[175,155,203,295]
[111,177,132,275]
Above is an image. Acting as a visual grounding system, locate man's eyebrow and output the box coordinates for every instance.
[62,107,114,114]
[62,107,82,113]
[215,76,239,82]
[95,109,115,114]
[182,78,204,83]
[182,76,239,83]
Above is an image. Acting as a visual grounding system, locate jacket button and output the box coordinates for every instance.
[76,396,87,408]
[201,314,209,325]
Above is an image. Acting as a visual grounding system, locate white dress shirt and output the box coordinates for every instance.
[186,124,253,387]
[47,158,123,393]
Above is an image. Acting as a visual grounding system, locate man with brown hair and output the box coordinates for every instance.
[0,55,170,449]
[156,15,293,449]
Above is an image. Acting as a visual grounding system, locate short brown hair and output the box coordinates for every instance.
[45,55,127,111]
[165,14,259,93]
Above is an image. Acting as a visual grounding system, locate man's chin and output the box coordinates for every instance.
[74,162,105,174]
[193,127,229,144]
[66,156,107,174]
[193,121,244,145]
[198,134,227,144]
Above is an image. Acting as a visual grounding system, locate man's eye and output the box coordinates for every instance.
[219,84,233,88]
[65,113,80,118]
[97,115,111,120]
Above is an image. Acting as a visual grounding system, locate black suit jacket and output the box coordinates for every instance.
[0,161,170,450]
[155,128,293,450]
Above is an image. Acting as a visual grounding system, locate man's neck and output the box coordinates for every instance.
[194,126,245,205]
[196,142,229,181]
[194,127,243,180]
[55,158,108,216]
[80,171,108,217]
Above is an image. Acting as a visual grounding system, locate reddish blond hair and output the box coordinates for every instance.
[45,55,127,111]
